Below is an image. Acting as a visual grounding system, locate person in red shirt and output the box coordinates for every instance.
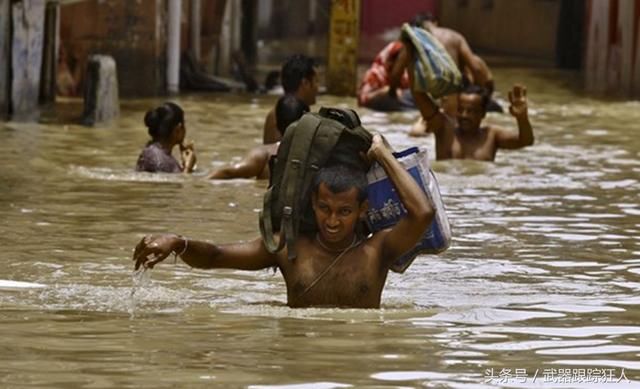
[357,41,415,112]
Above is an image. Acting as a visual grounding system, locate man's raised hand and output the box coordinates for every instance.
[508,84,528,118]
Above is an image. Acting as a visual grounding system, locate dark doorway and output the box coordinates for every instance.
[556,0,585,69]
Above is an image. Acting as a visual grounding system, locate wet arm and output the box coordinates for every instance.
[458,39,485,88]
[495,115,534,149]
[466,54,494,95]
[412,90,447,135]
[388,44,410,94]
[208,148,269,179]
[496,85,534,149]
[177,237,278,270]
[134,234,278,271]
[403,51,447,136]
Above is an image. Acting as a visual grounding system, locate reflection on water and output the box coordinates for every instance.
[1,67,639,387]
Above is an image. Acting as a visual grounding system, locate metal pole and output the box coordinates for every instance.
[167,0,181,94]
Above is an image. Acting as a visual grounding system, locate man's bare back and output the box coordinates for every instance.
[428,27,465,68]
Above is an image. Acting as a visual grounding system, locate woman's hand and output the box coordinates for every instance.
[180,141,197,173]
[133,234,184,270]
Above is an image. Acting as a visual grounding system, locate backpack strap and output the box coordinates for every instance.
[259,122,296,254]
[279,113,323,260]
[259,186,285,253]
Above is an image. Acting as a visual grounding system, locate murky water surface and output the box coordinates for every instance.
[1,67,639,388]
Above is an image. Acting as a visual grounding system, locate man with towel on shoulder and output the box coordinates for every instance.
[392,22,534,161]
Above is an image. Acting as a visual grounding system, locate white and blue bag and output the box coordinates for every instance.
[366,147,451,273]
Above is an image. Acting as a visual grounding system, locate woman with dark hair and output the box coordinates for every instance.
[135,102,197,173]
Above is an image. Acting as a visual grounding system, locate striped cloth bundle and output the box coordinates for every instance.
[401,23,462,98]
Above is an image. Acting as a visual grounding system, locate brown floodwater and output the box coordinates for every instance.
[1,66,639,388]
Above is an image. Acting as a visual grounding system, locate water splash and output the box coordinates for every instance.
[128,267,151,318]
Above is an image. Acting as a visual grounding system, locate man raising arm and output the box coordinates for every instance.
[413,83,534,161]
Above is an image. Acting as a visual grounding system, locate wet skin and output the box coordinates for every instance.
[133,135,434,308]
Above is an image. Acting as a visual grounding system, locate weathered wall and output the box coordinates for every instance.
[585,0,640,97]
[60,0,165,97]
[439,0,560,61]
[11,0,46,119]
[253,0,331,65]
[359,0,437,62]
[0,0,10,119]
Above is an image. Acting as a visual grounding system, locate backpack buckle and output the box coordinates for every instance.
[282,206,293,217]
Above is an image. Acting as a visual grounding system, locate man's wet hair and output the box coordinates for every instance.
[275,95,310,136]
[312,164,368,203]
[281,54,316,94]
[144,102,184,142]
[461,84,490,111]
[411,12,436,28]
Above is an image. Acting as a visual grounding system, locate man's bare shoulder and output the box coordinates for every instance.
[485,124,510,137]
[433,26,462,42]
[264,108,276,129]
[263,107,279,144]
[266,107,276,119]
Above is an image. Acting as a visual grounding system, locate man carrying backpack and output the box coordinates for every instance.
[132,134,435,309]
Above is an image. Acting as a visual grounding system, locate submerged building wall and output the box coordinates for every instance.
[60,0,166,97]
[11,0,46,119]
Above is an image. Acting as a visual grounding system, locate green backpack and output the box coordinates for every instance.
[259,107,373,260]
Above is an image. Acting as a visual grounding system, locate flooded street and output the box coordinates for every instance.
[1,66,639,388]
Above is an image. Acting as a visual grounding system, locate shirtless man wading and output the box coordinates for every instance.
[415,83,534,161]
[133,134,434,308]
